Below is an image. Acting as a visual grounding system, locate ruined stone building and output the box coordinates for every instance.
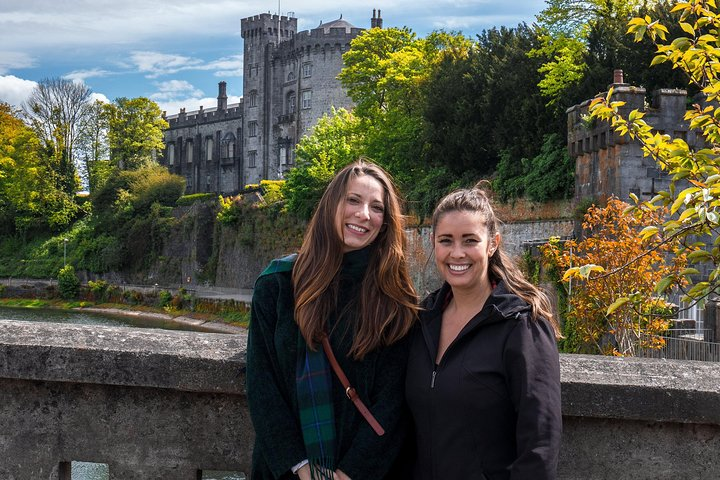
[567,69,700,203]
[161,10,384,194]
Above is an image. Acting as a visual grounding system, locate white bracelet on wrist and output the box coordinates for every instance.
[291,459,309,475]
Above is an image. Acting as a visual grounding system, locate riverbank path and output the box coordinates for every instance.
[0,278,254,304]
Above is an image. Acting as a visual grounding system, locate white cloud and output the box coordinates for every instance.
[64,68,113,83]
[205,55,244,77]
[130,51,243,79]
[0,51,35,74]
[0,1,265,52]
[90,92,110,104]
[130,51,204,78]
[150,80,204,101]
[0,75,37,108]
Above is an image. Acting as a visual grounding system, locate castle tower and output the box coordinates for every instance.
[241,13,298,182]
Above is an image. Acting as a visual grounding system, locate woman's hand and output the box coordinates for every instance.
[334,469,352,480]
[296,464,312,480]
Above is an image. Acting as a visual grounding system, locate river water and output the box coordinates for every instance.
[0,305,216,332]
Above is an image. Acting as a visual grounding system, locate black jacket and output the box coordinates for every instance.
[405,281,562,480]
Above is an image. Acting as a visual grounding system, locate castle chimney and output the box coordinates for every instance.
[371,8,383,28]
[613,69,624,85]
[217,81,228,111]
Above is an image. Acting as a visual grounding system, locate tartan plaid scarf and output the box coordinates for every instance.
[259,253,337,478]
[296,334,336,478]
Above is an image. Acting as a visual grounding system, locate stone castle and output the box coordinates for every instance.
[567,69,700,203]
[161,10,384,194]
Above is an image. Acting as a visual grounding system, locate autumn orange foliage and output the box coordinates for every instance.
[541,197,687,356]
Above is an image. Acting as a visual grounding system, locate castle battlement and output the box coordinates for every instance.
[241,13,297,39]
[272,25,361,61]
[166,102,243,128]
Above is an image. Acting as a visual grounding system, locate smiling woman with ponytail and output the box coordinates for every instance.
[247,158,417,480]
[405,182,562,480]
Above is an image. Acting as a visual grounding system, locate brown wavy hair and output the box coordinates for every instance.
[292,158,418,359]
[432,182,561,338]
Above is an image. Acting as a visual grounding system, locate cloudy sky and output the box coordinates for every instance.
[0,0,548,115]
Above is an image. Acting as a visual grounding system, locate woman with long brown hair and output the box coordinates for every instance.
[405,183,562,480]
[247,159,417,480]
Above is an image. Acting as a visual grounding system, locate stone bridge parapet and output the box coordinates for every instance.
[0,320,719,479]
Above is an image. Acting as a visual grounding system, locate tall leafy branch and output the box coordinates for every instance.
[575,0,720,312]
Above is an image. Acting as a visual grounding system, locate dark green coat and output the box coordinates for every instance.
[246,248,412,480]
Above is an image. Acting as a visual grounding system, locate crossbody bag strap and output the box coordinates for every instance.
[320,335,386,436]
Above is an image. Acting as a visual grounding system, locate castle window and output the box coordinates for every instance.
[287,71,295,82]
[186,141,193,163]
[249,150,257,168]
[301,90,312,109]
[206,137,214,161]
[279,146,287,166]
[249,90,258,108]
[287,91,296,114]
[249,121,258,137]
[302,63,313,78]
[221,132,236,159]
[167,143,175,166]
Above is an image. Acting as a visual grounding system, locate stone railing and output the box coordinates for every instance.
[0,320,719,479]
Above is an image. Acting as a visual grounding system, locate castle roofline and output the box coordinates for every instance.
[316,15,356,33]
[165,102,242,120]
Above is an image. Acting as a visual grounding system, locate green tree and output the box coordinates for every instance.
[76,99,110,192]
[23,77,92,195]
[339,27,473,212]
[0,103,79,235]
[494,133,575,202]
[104,97,168,170]
[284,109,364,219]
[339,27,419,117]
[532,0,686,107]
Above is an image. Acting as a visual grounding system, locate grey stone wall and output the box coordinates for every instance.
[0,320,251,480]
[1,320,719,479]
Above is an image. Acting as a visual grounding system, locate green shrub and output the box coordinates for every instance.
[157,289,172,308]
[123,289,144,305]
[177,193,215,206]
[58,265,80,299]
[87,280,109,302]
[130,166,186,213]
[259,180,285,205]
[217,195,241,225]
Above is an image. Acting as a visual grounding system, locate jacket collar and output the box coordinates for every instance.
[420,280,531,364]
